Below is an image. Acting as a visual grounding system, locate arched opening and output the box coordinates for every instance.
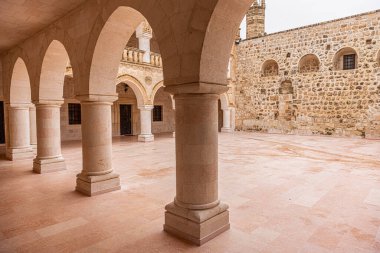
[114,82,140,136]
[6,58,33,160]
[88,7,145,96]
[39,40,70,101]
[262,59,279,77]
[33,40,71,173]
[299,54,320,73]
[74,7,167,196]
[333,47,358,70]
[9,58,31,105]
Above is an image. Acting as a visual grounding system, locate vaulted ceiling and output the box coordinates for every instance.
[0,0,87,53]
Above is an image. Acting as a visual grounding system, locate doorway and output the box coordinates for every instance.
[120,104,132,135]
[218,100,223,132]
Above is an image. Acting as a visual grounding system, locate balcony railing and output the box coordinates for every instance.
[122,47,162,67]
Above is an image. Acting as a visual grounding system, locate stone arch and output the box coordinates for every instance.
[87,7,146,97]
[9,58,32,104]
[199,0,253,86]
[38,40,70,102]
[333,47,359,70]
[116,75,148,107]
[151,81,164,103]
[151,81,175,110]
[299,54,320,73]
[262,59,279,77]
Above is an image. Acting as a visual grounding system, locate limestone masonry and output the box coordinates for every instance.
[233,7,380,138]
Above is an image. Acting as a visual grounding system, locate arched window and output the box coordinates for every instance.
[299,54,320,73]
[333,47,358,70]
[262,60,279,77]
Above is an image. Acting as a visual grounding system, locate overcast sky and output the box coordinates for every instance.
[240,0,380,39]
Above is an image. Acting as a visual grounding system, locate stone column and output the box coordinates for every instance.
[29,105,37,150]
[6,104,34,160]
[136,21,153,63]
[164,93,230,246]
[230,107,236,131]
[221,108,233,133]
[33,102,66,174]
[138,105,154,142]
[76,97,120,196]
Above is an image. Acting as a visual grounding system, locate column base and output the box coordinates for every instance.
[76,172,121,196]
[33,156,66,174]
[221,128,233,133]
[6,147,34,161]
[138,134,154,142]
[164,202,230,246]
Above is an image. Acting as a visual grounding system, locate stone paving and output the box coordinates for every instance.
[0,132,379,252]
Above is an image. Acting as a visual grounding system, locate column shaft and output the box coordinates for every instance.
[164,93,229,245]
[6,104,34,160]
[29,105,37,149]
[139,37,151,63]
[76,101,120,196]
[221,109,232,133]
[138,106,154,142]
[33,103,66,173]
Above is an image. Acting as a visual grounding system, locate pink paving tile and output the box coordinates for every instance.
[0,133,379,252]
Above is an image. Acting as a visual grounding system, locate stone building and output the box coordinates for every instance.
[234,6,380,138]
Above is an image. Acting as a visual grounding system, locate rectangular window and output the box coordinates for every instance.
[343,54,356,70]
[153,105,163,122]
[68,103,81,125]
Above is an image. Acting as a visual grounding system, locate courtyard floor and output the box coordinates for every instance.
[0,132,379,253]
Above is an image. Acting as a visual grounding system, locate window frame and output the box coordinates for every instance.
[343,54,356,70]
[152,105,163,122]
[68,103,81,125]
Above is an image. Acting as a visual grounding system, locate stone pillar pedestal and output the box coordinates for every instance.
[6,104,34,160]
[29,105,37,150]
[221,108,233,133]
[138,105,154,142]
[76,98,120,196]
[164,93,230,245]
[33,102,66,174]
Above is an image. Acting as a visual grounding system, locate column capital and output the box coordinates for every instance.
[75,94,118,103]
[7,103,32,109]
[136,21,153,39]
[34,100,64,107]
[138,105,154,111]
[164,82,228,95]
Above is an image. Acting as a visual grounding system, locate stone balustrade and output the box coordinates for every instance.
[122,47,162,67]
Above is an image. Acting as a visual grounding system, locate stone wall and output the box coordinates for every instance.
[235,10,380,138]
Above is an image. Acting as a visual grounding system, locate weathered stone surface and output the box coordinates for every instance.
[234,10,380,138]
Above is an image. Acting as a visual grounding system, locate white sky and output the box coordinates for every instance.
[240,0,380,39]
